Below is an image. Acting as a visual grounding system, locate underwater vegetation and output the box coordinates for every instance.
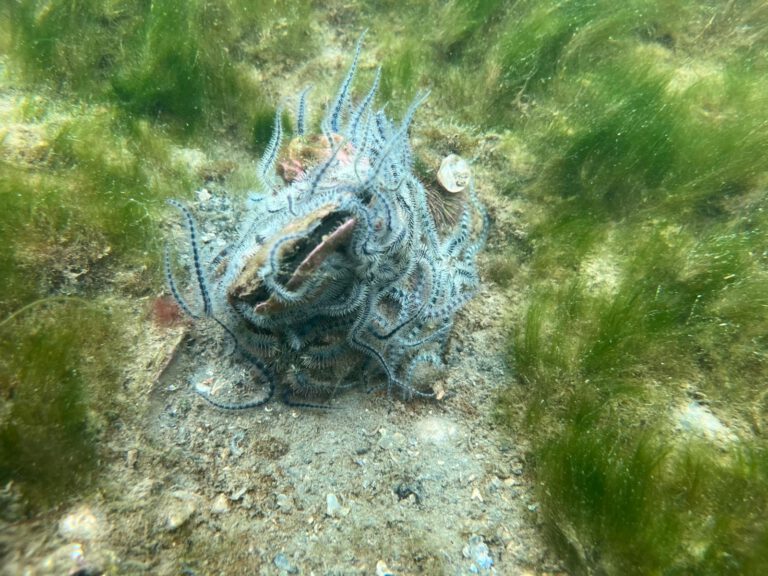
[361,0,768,573]
[6,0,316,133]
[0,0,316,508]
[0,101,192,510]
[1,0,767,573]
[480,1,768,574]
[165,36,488,408]
[0,299,127,507]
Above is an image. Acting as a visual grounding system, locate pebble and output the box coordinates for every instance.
[36,543,86,575]
[273,552,298,573]
[463,535,495,574]
[676,401,737,445]
[128,478,157,501]
[163,492,198,531]
[394,483,422,504]
[164,503,195,531]
[487,476,503,493]
[211,493,230,514]
[376,559,396,576]
[325,493,349,518]
[230,486,248,501]
[377,430,406,450]
[415,416,459,445]
[58,505,103,542]
[197,188,212,202]
[229,431,246,458]
[276,493,294,513]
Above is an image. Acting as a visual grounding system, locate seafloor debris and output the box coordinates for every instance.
[437,153,472,193]
[165,34,488,408]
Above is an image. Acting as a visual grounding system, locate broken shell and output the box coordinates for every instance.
[437,154,471,193]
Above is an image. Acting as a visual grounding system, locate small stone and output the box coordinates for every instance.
[274,552,298,573]
[325,493,349,517]
[394,483,422,504]
[676,401,737,446]
[463,535,494,573]
[211,493,230,514]
[126,449,138,468]
[276,493,294,513]
[128,478,157,501]
[58,505,103,542]
[163,493,198,531]
[415,416,459,445]
[35,543,117,575]
[487,477,503,492]
[326,493,341,516]
[376,559,396,576]
[230,486,248,501]
[164,504,195,531]
[378,430,406,450]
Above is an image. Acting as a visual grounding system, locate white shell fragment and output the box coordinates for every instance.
[437,153,471,193]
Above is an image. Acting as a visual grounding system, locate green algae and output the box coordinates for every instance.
[486,0,768,572]
[6,0,314,135]
[0,0,315,512]
[0,0,766,570]
[503,204,768,573]
[534,408,768,575]
[0,103,194,317]
[0,299,128,508]
[368,7,768,570]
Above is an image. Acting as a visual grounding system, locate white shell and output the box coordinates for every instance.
[437,154,471,193]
